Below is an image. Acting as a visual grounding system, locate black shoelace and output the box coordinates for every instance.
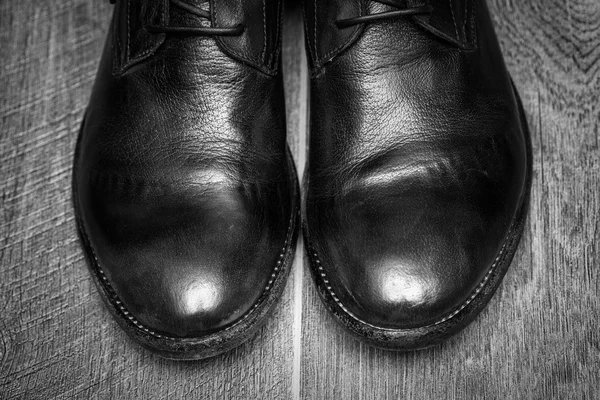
[109,0,244,36]
[336,0,432,28]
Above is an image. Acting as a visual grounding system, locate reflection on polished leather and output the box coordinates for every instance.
[303,0,531,348]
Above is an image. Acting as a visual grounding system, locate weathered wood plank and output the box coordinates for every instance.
[299,1,600,399]
[0,1,305,398]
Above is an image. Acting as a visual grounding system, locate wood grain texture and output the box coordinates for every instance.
[299,1,600,399]
[0,1,306,399]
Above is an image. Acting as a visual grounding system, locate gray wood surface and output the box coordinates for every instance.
[0,0,598,399]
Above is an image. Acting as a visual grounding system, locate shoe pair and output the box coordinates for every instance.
[73,0,531,359]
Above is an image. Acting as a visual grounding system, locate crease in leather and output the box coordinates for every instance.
[305,84,532,330]
[212,0,282,75]
[112,0,168,75]
[410,0,476,49]
[307,94,531,331]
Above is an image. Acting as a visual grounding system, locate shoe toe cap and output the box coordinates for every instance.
[105,254,269,337]
[77,168,292,338]
[324,250,479,329]
[308,175,521,330]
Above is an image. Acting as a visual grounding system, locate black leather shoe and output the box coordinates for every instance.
[73,0,298,359]
[302,0,531,349]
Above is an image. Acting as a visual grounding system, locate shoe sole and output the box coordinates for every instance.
[303,80,533,350]
[72,120,300,360]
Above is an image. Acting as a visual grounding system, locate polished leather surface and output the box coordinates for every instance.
[74,0,294,338]
[303,0,529,329]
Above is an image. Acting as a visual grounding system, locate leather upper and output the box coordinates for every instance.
[75,0,293,337]
[303,0,529,329]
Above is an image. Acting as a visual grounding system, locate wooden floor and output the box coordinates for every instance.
[1,1,598,399]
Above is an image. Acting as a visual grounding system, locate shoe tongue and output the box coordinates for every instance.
[366,0,474,49]
[407,0,476,49]
[127,0,167,34]
[168,0,212,28]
